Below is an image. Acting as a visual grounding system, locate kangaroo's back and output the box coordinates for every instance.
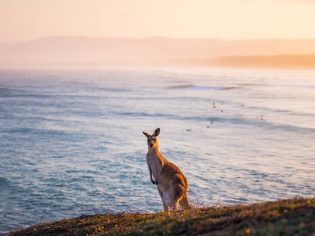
[159,161,188,188]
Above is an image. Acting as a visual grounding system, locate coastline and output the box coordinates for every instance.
[8,197,315,236]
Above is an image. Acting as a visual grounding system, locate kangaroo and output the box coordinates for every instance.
[143,128,190,211]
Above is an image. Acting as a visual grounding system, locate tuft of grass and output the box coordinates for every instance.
[9,197,315,236]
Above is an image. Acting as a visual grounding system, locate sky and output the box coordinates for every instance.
[0,0,315,43]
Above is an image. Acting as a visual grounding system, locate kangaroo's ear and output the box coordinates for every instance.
[153,128,160,137]
[143,131,150,137]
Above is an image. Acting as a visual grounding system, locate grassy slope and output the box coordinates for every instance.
[9,198,315,236]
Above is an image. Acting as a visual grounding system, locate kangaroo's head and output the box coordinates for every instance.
[143,128,160,150]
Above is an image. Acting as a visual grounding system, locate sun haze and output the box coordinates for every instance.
[1,0,315,43]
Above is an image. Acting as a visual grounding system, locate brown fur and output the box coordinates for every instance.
[143,128,190,211]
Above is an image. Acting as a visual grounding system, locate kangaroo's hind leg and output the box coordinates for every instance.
[169,194,182,211]
[169,175,186,211]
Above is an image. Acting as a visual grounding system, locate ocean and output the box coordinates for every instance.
[0,68,314,233]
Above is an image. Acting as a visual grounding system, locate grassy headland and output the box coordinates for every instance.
[9,197,315,236]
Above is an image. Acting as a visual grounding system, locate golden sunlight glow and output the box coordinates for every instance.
[0,0,315,43]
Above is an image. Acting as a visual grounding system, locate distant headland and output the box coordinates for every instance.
[1,36,315,68]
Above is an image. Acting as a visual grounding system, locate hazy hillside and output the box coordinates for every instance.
[1,36,315,67]
[214,54,315,68]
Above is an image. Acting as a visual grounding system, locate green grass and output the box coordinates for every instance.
[9,197,315,236]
